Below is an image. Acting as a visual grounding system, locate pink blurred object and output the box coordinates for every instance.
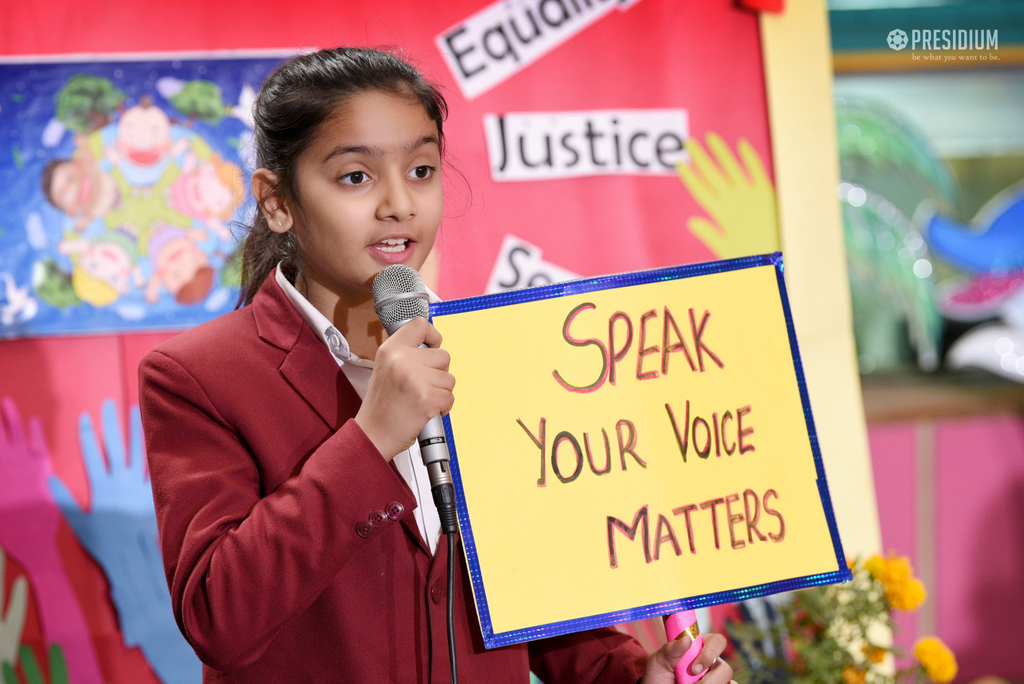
[939,270,1024,322]
[664,610,707,683]
[0,397,104,683]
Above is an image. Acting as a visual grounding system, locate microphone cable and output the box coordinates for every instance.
[447,531,458,684]
[433,475,460,684]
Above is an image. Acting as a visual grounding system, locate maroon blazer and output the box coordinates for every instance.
[139,274,647,683]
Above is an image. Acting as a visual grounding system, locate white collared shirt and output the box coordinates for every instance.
[275,264,441,555]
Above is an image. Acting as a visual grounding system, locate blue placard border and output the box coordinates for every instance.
[432,252,852,649]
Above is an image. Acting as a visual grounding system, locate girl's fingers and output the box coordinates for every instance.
[387,317,442,349]
[640,635,690,684]
[692,633,727,670]
[431,387,455,415]
[421,320,442,348]
[429,369,456,392]
[418,347,451,371]
[704,659,734,684]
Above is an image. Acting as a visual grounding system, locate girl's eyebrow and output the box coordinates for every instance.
[322,135,440,164]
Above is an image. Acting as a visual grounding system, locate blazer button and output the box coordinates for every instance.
[356,521,374,538]
[430,581,447,604]
[369,510,388,528]
[386,502,405,520]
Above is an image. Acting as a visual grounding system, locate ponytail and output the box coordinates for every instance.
[237,211,298,306]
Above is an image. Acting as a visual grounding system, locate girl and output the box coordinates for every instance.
[139,47,734,683]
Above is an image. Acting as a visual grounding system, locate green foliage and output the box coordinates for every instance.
[17,646,42,684]
[843,196,941,373]
[219,246,242,289]
[730,575,885,683]
[55,75,125,133]
[46,646,67,684]
[836,99,958,218]
[170,80,227,124]
[836,99,951,374]
[0,644,69,684]
[32,259,81,309]
[2,660,15,684]
[728,561,934,684]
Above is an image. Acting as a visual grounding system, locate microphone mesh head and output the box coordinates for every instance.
[372,264,430,329]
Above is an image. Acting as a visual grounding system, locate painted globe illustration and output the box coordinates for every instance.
[888,29,909,51]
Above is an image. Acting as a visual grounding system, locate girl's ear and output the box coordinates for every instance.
[251,168,293,234]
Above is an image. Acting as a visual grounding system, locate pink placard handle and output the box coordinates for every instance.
[663,610,706,684]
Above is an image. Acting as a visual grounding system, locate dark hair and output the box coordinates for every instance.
[237,47,449,306]
[40,158,69,209]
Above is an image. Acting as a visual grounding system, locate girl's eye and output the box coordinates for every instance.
[341,171,367,185]
[410,165,435,180]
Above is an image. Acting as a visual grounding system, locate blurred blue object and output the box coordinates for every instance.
[935,182,1024,384]
[926,182,1024,274]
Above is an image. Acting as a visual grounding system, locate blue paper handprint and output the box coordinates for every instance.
[49,400,200,684]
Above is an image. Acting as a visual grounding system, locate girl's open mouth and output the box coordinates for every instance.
[374,238,409,253]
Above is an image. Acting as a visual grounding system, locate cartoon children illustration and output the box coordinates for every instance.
[40,136,120,231]
[169,139,245,242]
[58,231,143,307]
[104,96,188,187]
[145,223,214,305]
[39,94,241,313]
[41,130,192,236]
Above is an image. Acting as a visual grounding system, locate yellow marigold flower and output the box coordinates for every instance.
[864,555,887,581]
[915,637,958,683]
[885,555,912,584]
[842,665,867,684]
[868,553,924,607]
[862,645,887,664]
[888,577,927,611]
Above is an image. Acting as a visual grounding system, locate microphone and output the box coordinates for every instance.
[372,264,459,535]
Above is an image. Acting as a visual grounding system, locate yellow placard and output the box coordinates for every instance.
[431,256,847,646]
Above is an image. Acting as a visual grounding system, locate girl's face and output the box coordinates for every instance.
[289,90,443,300]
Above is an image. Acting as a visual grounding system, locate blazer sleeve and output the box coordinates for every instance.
[528,627,648,684]
[139,348,417,672]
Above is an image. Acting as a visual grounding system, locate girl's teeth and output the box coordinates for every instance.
[377,239,407,253]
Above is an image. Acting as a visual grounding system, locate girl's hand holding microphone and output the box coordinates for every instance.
[355,317,455,462]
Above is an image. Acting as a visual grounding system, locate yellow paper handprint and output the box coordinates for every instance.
[676,132,780,259]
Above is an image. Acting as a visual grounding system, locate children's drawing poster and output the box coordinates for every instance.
[431,254,851,647]
[0,55,287,337]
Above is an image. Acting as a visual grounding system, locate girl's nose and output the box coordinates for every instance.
[376,174,415,222]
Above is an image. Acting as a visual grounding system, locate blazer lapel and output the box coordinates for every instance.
[253,275,361,430]
[279,326,363,429]
[253,274,432,554]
